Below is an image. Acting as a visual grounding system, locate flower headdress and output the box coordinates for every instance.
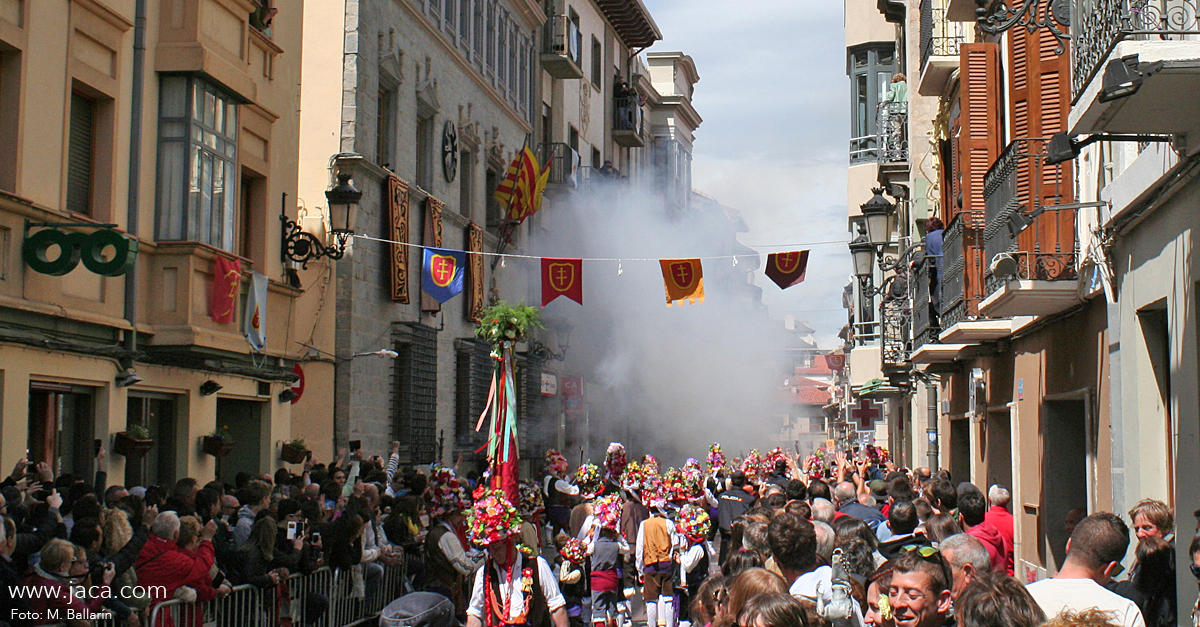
[466,489,523,547]
[593,493,623,530]
[767,447,788,471]
[518,481,545,520]
[662,467,691,504]
[640,455,660,476]
[428,465,469,519]
[545,449,569,476]
[560,537,588,564]
[707,443,727,472]
[641,474,667,510]
[676,504,712,543]
[575,463,603,499]
[604,443,627,480]
[741,449,766,482]
[620,460,648,493]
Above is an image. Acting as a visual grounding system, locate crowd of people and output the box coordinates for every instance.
[1,439,1196,627]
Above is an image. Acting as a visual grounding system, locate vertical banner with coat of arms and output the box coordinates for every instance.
[385,175,410,303]
[660,258,705,306]
[210,257,241,323]
[540,258,583,307]
[466,222,485,322]
[244,271,268,352]
[421,197,444,312]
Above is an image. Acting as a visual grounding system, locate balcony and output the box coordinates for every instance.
[938,210,986,330]
[1071,0,1200,135]
[880,294,911,372]
[912,260,940,349]
[538,143,597,189]
[979,138,1080,317]
[541,15,584,79]
[850,102,908,165]
[613,95,646,147]
[918,0,967,96]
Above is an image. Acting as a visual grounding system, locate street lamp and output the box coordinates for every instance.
[281,172,362,268]
[849,224,876,280]
[860,188,896,248]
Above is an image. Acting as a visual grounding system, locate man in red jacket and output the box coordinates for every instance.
[958,491,1010,574]
[134,512,230,607]
[985,485,1015,559]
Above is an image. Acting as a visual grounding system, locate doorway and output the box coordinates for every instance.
[215,398,265,485]
[126,395,179,488]
[1042,399,1089,571]
[949,417,970,484]
[986,408,1013,492]
[28,383,95,478]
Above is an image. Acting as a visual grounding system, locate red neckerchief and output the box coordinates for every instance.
[484,546,533,627]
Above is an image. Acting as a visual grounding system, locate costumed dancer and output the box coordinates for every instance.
[590,495,625,627]
[543,450,580,538]
[424,466,482,618]
[519,481,546,553]
[617,461,649,620]
[674,505,712,627]
[556,537,590,627]
[603,443,627,496]
[635,481,678,627]
[465,490,569,627]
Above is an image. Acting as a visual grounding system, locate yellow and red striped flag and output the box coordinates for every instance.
[494,146,550,224]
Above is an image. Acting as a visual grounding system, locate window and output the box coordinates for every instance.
[459,150,473,217]
[459,0,472,48]
[156,75,239,251]
[394,324,439,465]
[416,115,434,190]
[443,0,456,37]
[541,103,552,144]
[591,36,602,86]
[809,415,826,433]
[473,0,485,65]
[377,87,395,169]
[485,168,502,228]
[485,2,495,73]
[497,11,508,89]
[592,146,601,169]
[848,45,896,163]
[0,47,19,192]
[568,125,578,153]
[67,92,96,215]
[126,395,178,488]
[28,383,94,479]
[455,338,492,456]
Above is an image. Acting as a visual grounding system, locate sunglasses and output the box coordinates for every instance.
[1190,564,1200,580]
[902,544,953,589]
[1110,562,1125,578]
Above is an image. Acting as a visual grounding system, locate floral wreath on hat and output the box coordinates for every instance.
[767,447,789,470]
[676,504,712,543]
[741,449,767,482]
[466,489,523,547]
[640,455,660,476]
[575,463,603,499]
[621,460,648,493]
[662,467,690,504]
[428,465,469,519]
[707,443,727,473]
[560,537,588,565]
[604,443,627,481]
[641,475,667,510]
[545,449,569,476]
[593,493,623,530]
[518,481,545,520]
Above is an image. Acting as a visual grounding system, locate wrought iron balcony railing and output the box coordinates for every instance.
[982,138,1075,296]
[850,102,909,164]
[939,210,986,329]
[881,293,911,369]
[538,142,581,187]
[1073,0,1200,100]
[921,0,967,72]
[913,259,941,348]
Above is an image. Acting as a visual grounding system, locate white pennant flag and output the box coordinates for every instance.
[244,271,268,352]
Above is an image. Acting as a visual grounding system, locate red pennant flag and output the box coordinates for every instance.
[210,257,242,323]
[541,258,583,307]
[765,250,810,290]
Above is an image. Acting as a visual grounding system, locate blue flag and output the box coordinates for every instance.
[422,247,467,303]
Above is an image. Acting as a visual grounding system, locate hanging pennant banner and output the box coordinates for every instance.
[244,271,268,352]
[660,258,705,306]
[765,250,811,290]
[541,257,583,307]
[210,257,241,324]
[422,247,467,303]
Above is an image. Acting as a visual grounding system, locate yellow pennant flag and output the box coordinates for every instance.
[660,259,705,306]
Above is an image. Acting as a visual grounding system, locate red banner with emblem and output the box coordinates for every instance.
[210,257,242,323]
[541,258,583,307]
[765,250,810,290]
[660,259,705,306]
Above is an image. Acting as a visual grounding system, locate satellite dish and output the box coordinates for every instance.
[989,253,1018,279]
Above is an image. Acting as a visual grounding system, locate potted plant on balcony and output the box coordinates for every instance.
[280,438,310,464]
[113,425,154,458]
[202,425,236,457]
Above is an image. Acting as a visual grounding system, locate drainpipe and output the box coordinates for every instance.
[123,0,147,355]
[926,375,939,470]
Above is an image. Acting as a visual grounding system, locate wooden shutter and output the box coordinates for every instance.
[67,92,95,216]
[1008,27,1075,257]
[959,43,1001,221]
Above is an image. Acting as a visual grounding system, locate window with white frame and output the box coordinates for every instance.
[156,75,239,251]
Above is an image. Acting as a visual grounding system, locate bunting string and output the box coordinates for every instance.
[353,233,846,262]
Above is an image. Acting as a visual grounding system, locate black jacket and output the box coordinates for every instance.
[717,489,754,533]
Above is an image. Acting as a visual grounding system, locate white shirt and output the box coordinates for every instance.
[790,565,833,603]
[1026,578,1146,627]
[543,475,580,497]
[635,516,679,573]
[437,522,483,576]
[467,554,566,620]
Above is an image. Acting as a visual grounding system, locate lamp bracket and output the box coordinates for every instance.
[280,212,350,269]
[975,0,1070,55]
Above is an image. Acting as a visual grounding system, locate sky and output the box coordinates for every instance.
[642,0,852,347]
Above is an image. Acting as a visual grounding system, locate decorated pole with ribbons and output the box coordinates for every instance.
[474,302,543,505]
